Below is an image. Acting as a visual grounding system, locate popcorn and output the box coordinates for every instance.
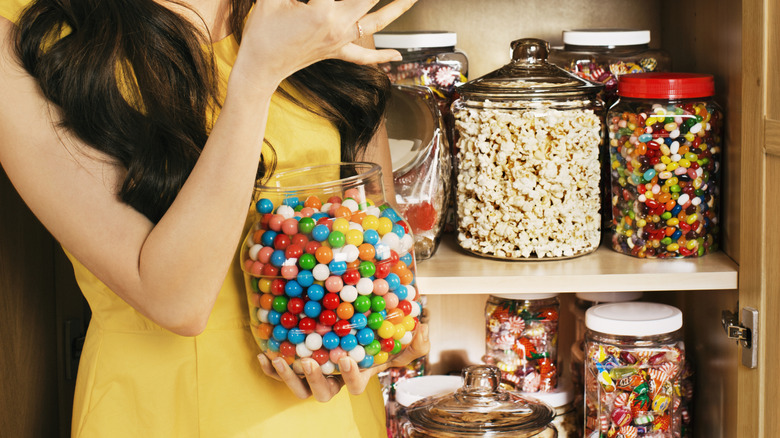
[454,100,602,259]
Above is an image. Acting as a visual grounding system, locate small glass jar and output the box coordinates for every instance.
[608,73,723,258]
[521,378,578,438]
[406,365,558,437]
[484,294,560,393]
[240,163,422,375]
[584,302,685,438]
[387,84,451,260]
[548,29,671,106]
[452,38,605,260]
[391,375,465,438]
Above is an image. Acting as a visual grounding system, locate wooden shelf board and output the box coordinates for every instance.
[415,234,739,294]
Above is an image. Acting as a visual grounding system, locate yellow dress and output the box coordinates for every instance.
[1,2,387,437]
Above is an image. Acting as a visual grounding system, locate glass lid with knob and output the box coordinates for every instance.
[457,38,602,101]
[405,365,557,437]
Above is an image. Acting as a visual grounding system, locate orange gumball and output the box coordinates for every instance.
[358,243,376,261]
[252,229,265,244]
[304,196,322,210]
[315,246,334,264]
[346,259,361,270]
[398,268,414,285]
[259,293,274,310]
[256,323,273,340]
[350,211,366,223]
[336,302,355,320]
[387,308,404,324]
[334,206,352,220]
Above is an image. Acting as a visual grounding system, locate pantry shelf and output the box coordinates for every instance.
[415,233,738,294]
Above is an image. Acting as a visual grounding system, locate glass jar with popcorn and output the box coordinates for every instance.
[452,38,605,260]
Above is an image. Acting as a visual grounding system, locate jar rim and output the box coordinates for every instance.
[618,72,715,99]
[373,31,457,49]
[562,29,651,46]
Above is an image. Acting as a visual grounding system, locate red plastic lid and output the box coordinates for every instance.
[618,72,714,99]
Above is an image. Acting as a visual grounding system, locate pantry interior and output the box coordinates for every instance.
[0,0,776,437]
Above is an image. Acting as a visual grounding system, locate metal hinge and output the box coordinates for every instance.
[721,307,758,369]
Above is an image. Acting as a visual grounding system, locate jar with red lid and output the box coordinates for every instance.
[607,73,723,258]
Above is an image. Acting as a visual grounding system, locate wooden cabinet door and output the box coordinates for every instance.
[739,0,780,436]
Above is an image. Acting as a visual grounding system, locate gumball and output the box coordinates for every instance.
[329,347,347,363]
[279,341,296,357]
[367,312,384,330]
[377,320,395,339]
[363,229,380,245]
[384,293,400,311]
[397,300,412,316]
[267,310,282,326]
[280,265,298,280]
[259,293,274,311]
[311,224,330,242]
[285,243,303,259]
[332,218,350,234]
[280,312,298,330]
[373,351,389,365]
[318,309,337,326]
[380,337,396,352]
[358,261,376,278]
[256,198,274,214]
[283,280,303,297]
[322,332,340,350]
[272,325,288,342]
[299,317,316,334]
[296,270,314,287]
[333,319,352,337]
[287,328,305,345]
[315,246,334,264]
[312,264,330,281]
[272,296,289,313]
[364,339,381,356]
[401,315,416,332]
[296,343,313,358]
[350,313,368,330]
[328,260,347,276]
[392,325,407,341]
[311,348,329,365]
[306,284,325,301]
[304,196,322,210]
[303,300,322,319]
[287,297,305,315]
[341,244,360,263]
[324,276,343,293]
[348,345,366,362]
[358,243,375,261]
[336,302,355,320]
[374,260,390,279]
[358,355,374,369]
[372,279,389,296]
[362,215,379,230]
[270,249,286,268]
[356,278,374,295]
[304,240,321,255]
[340,334,358,352]
[322,293,340,310]
[386,307,404,324]
[371,296,386,312]
[353,296,371,314]
[376,217,393,236]
[298,253,316,271]
[390,339,403,354]
[342,269,360,285]
[356,327,375,346]
[345,229,364,246]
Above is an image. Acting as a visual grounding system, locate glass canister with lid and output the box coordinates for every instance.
[608,73,723,258]
[548,29,671,105]
[484,293,560,393]
[584,302,685,438]
[406,365,558,437]
[452,38,605,260]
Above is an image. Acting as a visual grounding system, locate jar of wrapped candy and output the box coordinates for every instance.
[608,73,723,258]
[240,162,422,375]
[406,365,558,437]
[483,293,559,393]
[584,302,685,438]
[548,29,670,106]
[386,84,451,260]
[374,31,468,147]
[452,38,605,259]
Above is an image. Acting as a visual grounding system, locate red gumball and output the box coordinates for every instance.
[311,348,329,365]
[280,312,298,329]
[273,234,291,250]
[299,317,316,334]
[318,310,337,326]
[285,243,304,259]
[342,269,360,285]
[397,300,412,316]
[381,337,396,352]
[304,240,321,255]
[374,261,391,279]
[270,278,286,295]
[262,264,280,278]
[322,293,341,310]
[279,341,296,357]
[291,233,309,247]
[333,319,352,337]
[287,297,305,315]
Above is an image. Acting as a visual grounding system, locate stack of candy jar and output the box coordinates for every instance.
[483,294,559,392]
[584,302,685,438]
[608,73,723,258]
[240,163,422,375]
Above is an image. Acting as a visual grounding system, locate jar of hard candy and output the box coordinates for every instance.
[406,365,558,437]
[484,294,559,393]
[584,302,685,438]
[452,38,604,259]
[386,84,451,260]
[240,162,422,375]
[608,73,723,258]
[549,29,671,106]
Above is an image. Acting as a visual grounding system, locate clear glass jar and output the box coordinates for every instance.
[391,375,465,438]
[406,365,558,437]
[484,294,560,393]
[240,163,422,375]
[387,84,451,260]
[548,29,671,106]
[584,302,685,438]
[608,73,723,258]
[452,38,605,260]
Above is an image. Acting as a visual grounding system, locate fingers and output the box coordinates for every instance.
[357,0,418,36]
[301,358,344,402]
[339,357,367,395]
[383,323,431,370]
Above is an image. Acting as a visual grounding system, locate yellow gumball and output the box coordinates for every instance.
[332,218,349,234]
[345,229,364,246]
[258,278,273,294]
[377,217,393,236]
[373,351,389,365]
[362,215,379,230]
[377,320,395,339]
[392,325,407,340]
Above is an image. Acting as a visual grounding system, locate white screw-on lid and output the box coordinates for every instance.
[562,29,651,47]
[575,291,643,303]
[374,31,457,49]
[586,302,682,336]
[492,293,559,300]
[395,375,464,407]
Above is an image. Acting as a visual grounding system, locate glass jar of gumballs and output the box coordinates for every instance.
[240,162,422,375]
[584,302,685,438]
[483,294,559,393]
[608,73,723,258]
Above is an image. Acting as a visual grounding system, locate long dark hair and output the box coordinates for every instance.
[14,0,390,223]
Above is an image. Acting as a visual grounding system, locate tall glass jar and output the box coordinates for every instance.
[584,302,685,438]
[452,38,605,260]
[386,84,451,260]
[608,73,723,258]
[549,29,671,106]
[484,294,560,393]
[240,163,422,375]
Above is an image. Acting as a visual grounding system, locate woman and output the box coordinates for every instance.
[0,0,428,436]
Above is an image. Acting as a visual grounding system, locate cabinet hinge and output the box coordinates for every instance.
[721,307,758,369]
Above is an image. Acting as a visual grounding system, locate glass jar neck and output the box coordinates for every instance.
[585,328,683,347]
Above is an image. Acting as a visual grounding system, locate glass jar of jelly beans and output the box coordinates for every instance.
[608,72,723,258]
[584,302,685,438]
[240,162,422,375]
[483,293,560,393]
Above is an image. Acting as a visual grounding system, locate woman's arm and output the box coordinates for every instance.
[0,0,416,336]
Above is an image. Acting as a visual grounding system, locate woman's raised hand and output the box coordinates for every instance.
[230,0,417,95]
